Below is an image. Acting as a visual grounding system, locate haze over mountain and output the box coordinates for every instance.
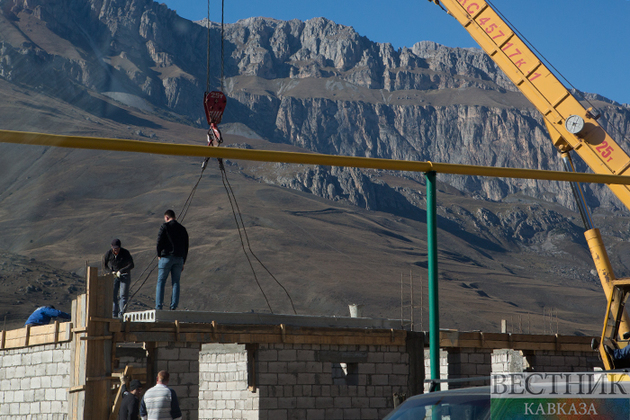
[1,0,630,335]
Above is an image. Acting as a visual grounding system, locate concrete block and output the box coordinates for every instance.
[375,364,393,375]
[297,395,316,409]
[297,350,316,361]
[278,373,298,385]
[9,402,19,415]
[370,397,388,408]
[278,397,297,409]
[370,375,389,386]
[41,351,53,364]
[287,361,305,374]
[24,389,34,402]
[179,348,200,361]
[367,353,384,363]
[392,364,408,375]
[315,397,333,409]
[14,390,24,403]
[51,400,63,413]
[40,400,51,413]
[342,408,361,419]
[45,388,56,401]
[278,350,297,361]
[266,409,288,420]
[56,388,67,401]
[57,363,70,375]
[260,397,278,410]
[305,408,326,420]
[304,362,323,374]
[297,373,316,385]
[259,350,278,362]
[361,408,379,419]
[169,360,190,373]
[384,352,403,363]
[19,402,30,415]
[52,375,64,388]
[268,361,288,373]
[388,375,407,386]
[351,397,370,408]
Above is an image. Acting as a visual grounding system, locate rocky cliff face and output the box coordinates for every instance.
[2,0,630,222]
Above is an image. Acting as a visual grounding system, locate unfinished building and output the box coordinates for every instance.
[0,267,599,419]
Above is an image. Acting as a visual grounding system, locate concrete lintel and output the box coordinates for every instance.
[124,310,405,330]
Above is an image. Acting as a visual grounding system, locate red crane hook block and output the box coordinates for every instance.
[204,91,227,125]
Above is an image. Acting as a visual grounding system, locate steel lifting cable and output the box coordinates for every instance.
[220,0,225,93]
[208,0,296,314]
[125,165,208,311]
[128,0,298,315]
[219,162,298,315]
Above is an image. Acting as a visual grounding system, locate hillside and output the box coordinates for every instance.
[1,0,629,334]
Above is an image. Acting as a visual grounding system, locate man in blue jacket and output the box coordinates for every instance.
[25,305,71,326]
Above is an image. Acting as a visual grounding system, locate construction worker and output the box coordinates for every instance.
[103,238,135,318]
[119,379,143,420]
[140,371,182,420]
[155,210,188,311]
[25,305,70,326]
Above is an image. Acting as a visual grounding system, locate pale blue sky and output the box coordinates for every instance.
[162,0,630,105]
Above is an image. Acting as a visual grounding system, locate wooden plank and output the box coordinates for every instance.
[83,267,114,420]
[110,365,133,420]
[0,329,5,349]
[24,324,30,347]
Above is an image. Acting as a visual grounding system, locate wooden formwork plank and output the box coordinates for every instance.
[83,267,114,420]
[109,365,133,420]
[0,322,73,350]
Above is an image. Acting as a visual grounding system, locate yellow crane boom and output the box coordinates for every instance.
[432,0,630,369]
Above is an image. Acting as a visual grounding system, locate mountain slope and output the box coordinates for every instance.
[0,1,628,335]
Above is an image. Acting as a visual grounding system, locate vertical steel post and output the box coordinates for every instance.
[426,171,440,392]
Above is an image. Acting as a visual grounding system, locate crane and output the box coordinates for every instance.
[430,0,630,369]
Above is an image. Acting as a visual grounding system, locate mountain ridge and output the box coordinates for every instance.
[0,0,628,335]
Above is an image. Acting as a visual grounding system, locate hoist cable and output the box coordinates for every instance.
[220,0,225,92]
[220,163,298,315]
[219,163,274,313]
[126,166,207,310]
[205,0,211,93]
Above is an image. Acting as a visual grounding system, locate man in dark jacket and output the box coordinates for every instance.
[103,238,135,318]
[155,210,189,310]
[119,379,143,420]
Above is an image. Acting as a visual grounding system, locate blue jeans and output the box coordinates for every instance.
[156,256,183,310]
[113,275,130,317]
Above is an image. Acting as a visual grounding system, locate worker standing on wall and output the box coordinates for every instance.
[103,238,135,318]
[155,210,189,311]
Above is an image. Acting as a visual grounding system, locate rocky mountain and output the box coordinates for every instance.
[1,0,629,333]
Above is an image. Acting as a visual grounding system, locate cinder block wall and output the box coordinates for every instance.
[0,343,71,419]
[199,343,259,420]
[154,343,201,420]
[520,350,601,372]
[199,343,411,420]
